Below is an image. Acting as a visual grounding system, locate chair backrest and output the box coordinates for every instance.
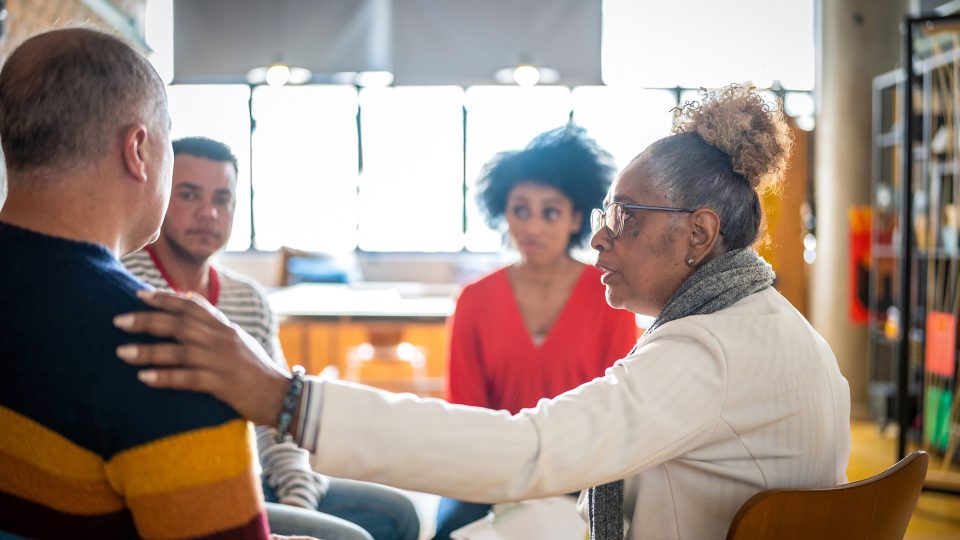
[726,451,928,540]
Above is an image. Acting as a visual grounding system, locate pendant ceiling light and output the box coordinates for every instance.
[246,63,313,86]
[493,62,561,87]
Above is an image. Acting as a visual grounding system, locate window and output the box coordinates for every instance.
[157,0,814,254]
[251,86,359,252]
[572,87,676,172]
[166,85,251,251]
[358,87,465,252]
[463,86,574,252]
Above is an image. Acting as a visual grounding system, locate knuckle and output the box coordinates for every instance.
[186,325,207,345]
[141,315,160,334]
[166,370,189,390]
[175,317,190,338]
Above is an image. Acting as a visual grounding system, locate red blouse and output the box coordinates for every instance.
[447,264,639,414]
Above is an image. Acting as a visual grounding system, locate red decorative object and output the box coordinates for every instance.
[926,311,957,377]
[849,207,871,324]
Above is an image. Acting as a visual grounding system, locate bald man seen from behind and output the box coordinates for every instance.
[0,28,272,539]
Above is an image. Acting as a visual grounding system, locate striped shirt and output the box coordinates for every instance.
[123,248,328,509]
[0,222,269,538]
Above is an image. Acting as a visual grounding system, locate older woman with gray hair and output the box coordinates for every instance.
[115,85,851,540]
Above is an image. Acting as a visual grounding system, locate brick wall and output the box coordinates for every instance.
[0,0,147,59]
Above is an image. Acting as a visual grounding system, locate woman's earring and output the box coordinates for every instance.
[687,258,695,266]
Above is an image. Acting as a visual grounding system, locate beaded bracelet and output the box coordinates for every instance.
[275,365,306,443]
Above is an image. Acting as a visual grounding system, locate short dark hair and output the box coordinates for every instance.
[0,28,167,176]
[476,125,615,248]
[172,137,239,176]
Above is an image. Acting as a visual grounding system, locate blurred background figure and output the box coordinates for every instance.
[436,126,638,539]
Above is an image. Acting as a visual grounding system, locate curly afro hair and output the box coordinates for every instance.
[476,124,615,249]
[639,85,793,251]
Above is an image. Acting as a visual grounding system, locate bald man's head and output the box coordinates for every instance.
[0,28,168,180]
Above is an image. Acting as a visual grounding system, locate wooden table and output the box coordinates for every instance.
[269,282,456,397]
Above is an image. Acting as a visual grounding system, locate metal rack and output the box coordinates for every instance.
[895,13,960,495]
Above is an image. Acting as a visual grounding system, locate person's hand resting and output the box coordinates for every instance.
[114,289,290,427]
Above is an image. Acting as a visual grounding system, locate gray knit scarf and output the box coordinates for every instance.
[587,248,775,540]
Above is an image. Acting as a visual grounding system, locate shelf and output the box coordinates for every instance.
[872,18,960,477]
[915,249,960,260]
[929,161,958,175]
[873,244,901,258]
[877,131,902,148]
[868,328,901,346]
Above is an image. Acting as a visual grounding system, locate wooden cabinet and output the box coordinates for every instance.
[270,282,455,397]
[278,318,448,397]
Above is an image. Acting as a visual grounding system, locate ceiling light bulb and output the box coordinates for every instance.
[355,71,394,87]
[287,66,313,85]
[265,64,291,87]
[513,64,540,87]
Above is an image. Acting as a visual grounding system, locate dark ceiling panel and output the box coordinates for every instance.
[391,0,602,86]
[172,0,601,86]
[173,0,390,83]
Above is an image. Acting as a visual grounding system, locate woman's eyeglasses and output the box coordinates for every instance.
[591,202,696,239]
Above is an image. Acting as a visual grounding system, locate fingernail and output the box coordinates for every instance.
[116,344,138,361]
[138,370,158,384]
[137,289,155,300]
[113,314,133,329]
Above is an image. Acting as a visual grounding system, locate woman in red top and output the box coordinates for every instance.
[437,126,639,539]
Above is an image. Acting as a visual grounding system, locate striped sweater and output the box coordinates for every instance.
[0,221,269,539]
[123,248,327,509]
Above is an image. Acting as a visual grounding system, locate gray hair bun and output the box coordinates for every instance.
[673,85,793,194]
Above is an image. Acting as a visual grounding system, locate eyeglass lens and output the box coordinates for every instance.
[591,204,623,238]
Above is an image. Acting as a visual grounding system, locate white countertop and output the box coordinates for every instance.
[268,282,457,320]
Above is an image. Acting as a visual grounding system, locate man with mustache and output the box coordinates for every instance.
[123,136,419,540]
[124,137,240,309]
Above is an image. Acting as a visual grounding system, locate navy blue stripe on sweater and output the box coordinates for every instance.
[0,221,239,460]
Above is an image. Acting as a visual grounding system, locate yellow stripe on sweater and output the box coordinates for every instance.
[0,450,125,514]
[0,406,106,481]
[104,418,255,497]
[129,468,265,539]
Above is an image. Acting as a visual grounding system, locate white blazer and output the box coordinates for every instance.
[303,287,851,540]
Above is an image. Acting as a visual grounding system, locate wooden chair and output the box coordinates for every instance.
[726,451,928,540]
